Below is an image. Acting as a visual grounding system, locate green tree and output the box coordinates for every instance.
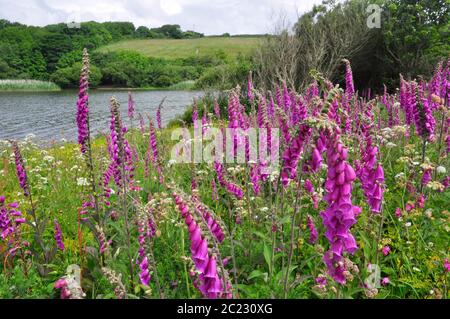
[39,33,73,72]
[135,26,151,38]
[50,62,102,88]
[383,0,450,78]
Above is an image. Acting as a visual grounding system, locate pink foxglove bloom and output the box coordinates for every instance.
[359,139,385,214]
[307,216,318,244]
[416,194,425,208]
[315,275,327,287]
[213,98,221,119]
[406,202,415,212]
[193,201,225,243]
[304,179,314,194]
[213,162,243,200]
[395,207,402,218]
[156,101,163,129]
[250,164,261,195]
[127,91,135,120]
[281,125,312,187]
[148,119,164,183]
[382,246,390,256]
[412,82,436,141]
[173,192,225,298]
[320,128,361,284]
[138,113,145,133]
[76,48,90,154]
[192,99,199,129]
[139,256,151,286]
[12,141,29,197]
[282,82,291,114]
[54,219,65,251]
[343,59,355,99]
[54,278,71,299]
[422,168,432,186]
[381,277,390,286]
[444,259,450,272]
[0,198,25,241]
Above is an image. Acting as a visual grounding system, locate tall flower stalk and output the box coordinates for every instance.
[320,128,361,284]
[110,96,134,284]
[76,48,100,223]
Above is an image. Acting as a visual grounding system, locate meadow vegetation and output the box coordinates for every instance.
[0,48,449,299]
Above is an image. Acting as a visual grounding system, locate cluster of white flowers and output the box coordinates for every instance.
[77,177,90,186]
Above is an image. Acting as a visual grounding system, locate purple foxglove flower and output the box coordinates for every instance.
[54,219,65,251]
[411,81,436,141]
[138,113,145,133]
[320,128,360,284]
[445,259,450,272]
[359,139,385,214]
[381,277,390,286]
[250,164,261,195]
[139,256,151,286]
[307,216,318,244]
[127,91,135,120]
[156,101,163,130]
[282,82,291,113]
[304,179,314,194]
[382,245,390,256]
[192,99,199,129]
[416,194,425,208]
[76,49,90,154]
[148,119,164,183]
[195,203,225,243]
[422,168,432,186]
[11,141,29,197]
[214,98,221,119]
[281,125,312,187]
[1,197,24,240]
[343,59,355,99]
[315,275,327,287]
[54,278,71,299]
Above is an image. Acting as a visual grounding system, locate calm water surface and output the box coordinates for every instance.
[0,90,203,141]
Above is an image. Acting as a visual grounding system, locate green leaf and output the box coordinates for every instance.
[252,231,268,241]
[248,270,264,280]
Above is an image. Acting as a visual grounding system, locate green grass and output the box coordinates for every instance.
[97,37,261,59]
[0,79,61,92]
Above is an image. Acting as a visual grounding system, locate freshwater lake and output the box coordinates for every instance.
[0,90,204,141]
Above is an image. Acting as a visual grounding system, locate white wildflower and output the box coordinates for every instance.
[77,177,89,186]
[386,142,397,148]
[436,166,446,174]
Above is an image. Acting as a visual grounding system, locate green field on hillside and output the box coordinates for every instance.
[97,37,261,59]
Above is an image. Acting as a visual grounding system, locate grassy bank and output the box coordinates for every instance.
[97,37,261,59]
[0,80,61,92]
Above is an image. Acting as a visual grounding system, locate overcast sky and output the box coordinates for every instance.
[0,0,324,35]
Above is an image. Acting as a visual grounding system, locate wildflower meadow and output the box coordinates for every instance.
[0,48,449,300]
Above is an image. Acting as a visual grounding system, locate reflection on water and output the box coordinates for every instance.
[0,89,203,141]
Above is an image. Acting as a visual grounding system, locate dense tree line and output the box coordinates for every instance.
[255,0,450,93]
[0,20,205,86]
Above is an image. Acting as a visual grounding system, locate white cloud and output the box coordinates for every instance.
[160,0,183,16]
[0,0,324,35]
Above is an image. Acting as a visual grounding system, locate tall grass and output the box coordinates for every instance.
[166,80,196,91]
[0,79,61,92]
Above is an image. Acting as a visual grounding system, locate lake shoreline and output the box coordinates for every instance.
[0,89,202,141]
[0,85,197,93]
